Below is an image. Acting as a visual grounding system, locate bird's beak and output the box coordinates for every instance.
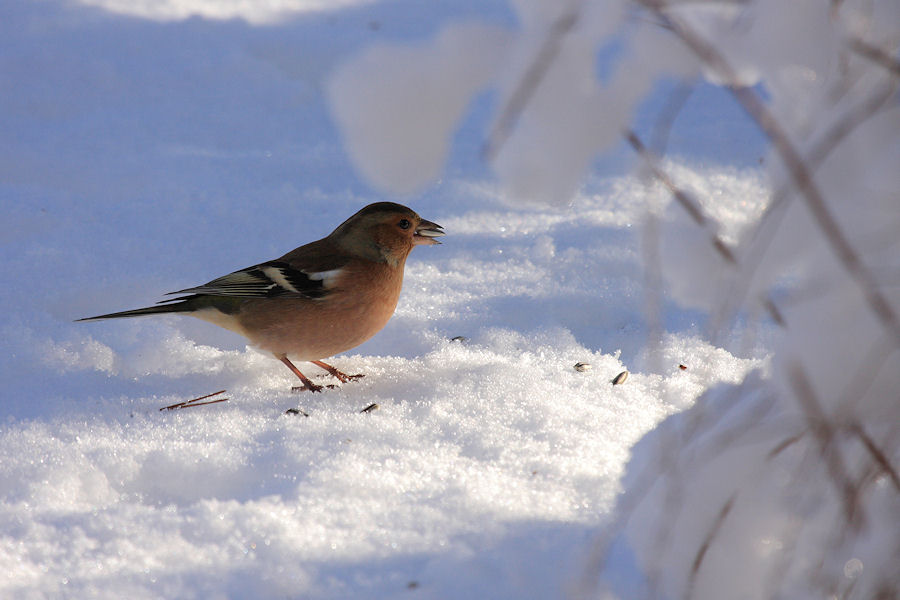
[413,219,445,245]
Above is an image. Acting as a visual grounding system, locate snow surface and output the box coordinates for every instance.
[7,0,892,599]
[322,1,900,597]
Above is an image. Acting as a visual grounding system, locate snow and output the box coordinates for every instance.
[3,0,898,599]
[3,332,758,599]
[74,0,376,24]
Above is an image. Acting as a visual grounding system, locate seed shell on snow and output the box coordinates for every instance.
[573,362,592,372]
[360,403,379,414]
[611,370,629,385]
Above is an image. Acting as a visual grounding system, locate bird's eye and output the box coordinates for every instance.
[398,219,411,230]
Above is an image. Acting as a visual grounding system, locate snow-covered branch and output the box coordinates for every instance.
[327,0,900,597]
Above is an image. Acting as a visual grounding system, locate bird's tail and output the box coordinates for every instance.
[76,301,193,322]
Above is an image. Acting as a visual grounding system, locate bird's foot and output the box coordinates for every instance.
[311,360,365,384]
[290,383,324,393]
[336,372,365,383]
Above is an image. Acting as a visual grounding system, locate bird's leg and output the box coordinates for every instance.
[279,355,323,392]
[311,360,365,384]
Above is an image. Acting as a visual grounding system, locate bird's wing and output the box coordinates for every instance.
[161,258,346,302]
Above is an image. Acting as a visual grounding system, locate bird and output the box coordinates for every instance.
[78,202,444,392]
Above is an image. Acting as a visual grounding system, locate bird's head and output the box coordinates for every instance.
[331,202,444,265]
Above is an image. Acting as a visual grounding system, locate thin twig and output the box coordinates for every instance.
[834,334,898,417]
[642,210,665,374]
[767,433,804,460]
[650,80,696,156]
[848,36,900,78]
[160,390,228,411]
[626,129,737,264]
[483,6,582,161]
[169,398,228,410]
[684,494,736,600]
[762,296,786,328]
[787,363,862,529]
[628,129,705,226]
[848,423,900,493]
[712,78,896,334]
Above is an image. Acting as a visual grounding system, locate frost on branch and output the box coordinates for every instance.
[327,22,512,195]
[327,0,900,598]
[328,0,698,202]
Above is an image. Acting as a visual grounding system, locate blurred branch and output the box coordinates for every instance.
[626,129,737,265]
[642,211,665,373]
[685,494,736,600]
[577,378,771,599]
[848,36,900,78]
[835,334,898,417]
[730,85,900,348]
[762,296,786,328]
[774,78,895,212]
[639,83,694,373]
[848,423,900,493]
[483,6,581,161]
[767,432,804,459]
[788,363,863,529]
[650,81,696,156]
[637,0,900,351]
[714,78,896,333]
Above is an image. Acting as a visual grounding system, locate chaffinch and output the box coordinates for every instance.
[79,202,444,392]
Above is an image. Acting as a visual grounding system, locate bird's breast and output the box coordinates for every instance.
[235,260,405,360]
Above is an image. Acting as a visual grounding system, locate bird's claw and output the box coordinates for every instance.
[332,372,364,384]
[291,383,323,393]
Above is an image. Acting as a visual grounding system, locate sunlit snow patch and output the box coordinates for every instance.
[74,0,374,24]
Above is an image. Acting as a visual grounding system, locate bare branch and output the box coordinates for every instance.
[637,81,697,364]
[835,334,898,417]
[787,363,862,529]
[762,296,786,328]
[848,423,900,493]
[650,81,696,156]
[732,86,900,349]
[160,389,229,411]
[483,6,581,161]
[713,78,896,332]
[642,210,666,374]
[626,129,737,264]
[637,0,900,351]
[767,433,804,459]
[848,36,900,78]
[684,494,736,600]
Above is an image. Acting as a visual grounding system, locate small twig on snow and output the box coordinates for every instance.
[160,390,229,411]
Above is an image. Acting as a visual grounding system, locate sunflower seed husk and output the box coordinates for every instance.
[611,370,629,385]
